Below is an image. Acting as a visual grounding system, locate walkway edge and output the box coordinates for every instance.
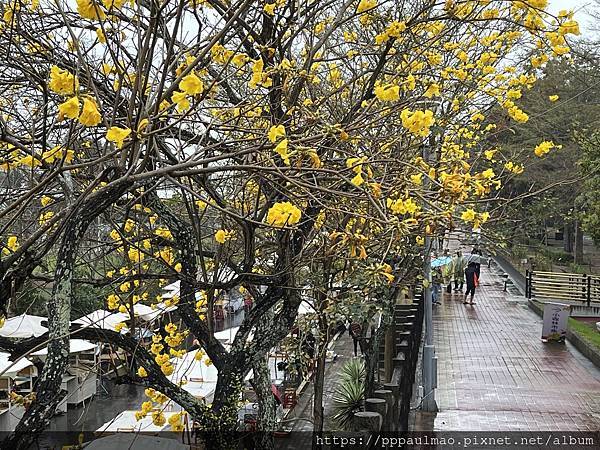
[494,253,600,371]
[528,298,600,370]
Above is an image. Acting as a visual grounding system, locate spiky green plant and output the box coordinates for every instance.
[331,359,365,430]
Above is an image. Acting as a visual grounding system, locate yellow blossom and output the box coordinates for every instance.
[268,125,286,143]
[274,139,290,165]
[356,0,376,13]
[137,367,148,378]
[76,0,106,20]
[548,95,559,102]
[58,97,80,120]
[48,66,79,95]
[79,98,101,126]
[172,91,190,112]
[534,140,560,157]
[374,84,400,102]
[266,201,302,228]
[106,126,132,149]
[461,209,476,222]
[2,236,19,256]
[179,72,204,95]
[400,109,435,136]
[215,229,234,244]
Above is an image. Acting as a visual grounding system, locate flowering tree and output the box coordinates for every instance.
[0,0,579,448]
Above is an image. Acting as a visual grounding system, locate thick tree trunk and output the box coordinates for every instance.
[203,366,244,450]
[564,222,573,253]
[574,220,584,265]
[3,173,129,450]
[251,354,276,450]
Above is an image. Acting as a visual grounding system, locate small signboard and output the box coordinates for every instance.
[541,302,570,342]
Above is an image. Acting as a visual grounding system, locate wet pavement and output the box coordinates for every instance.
[415,261,600,431]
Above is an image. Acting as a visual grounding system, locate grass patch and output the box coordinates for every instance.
[568,318,600,350]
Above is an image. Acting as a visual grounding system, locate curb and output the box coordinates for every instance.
[527,299,600,370]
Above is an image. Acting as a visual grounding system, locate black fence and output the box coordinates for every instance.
[525,270,600,307]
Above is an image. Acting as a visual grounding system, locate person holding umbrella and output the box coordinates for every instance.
[463,262,478,305]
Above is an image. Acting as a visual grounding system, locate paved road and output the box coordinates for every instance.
[415,261,600,431]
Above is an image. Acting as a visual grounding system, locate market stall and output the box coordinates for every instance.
[0,353,37,430]
[32,339,98,406]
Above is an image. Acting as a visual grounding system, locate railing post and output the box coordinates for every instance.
[525,270,529,298]
[587,275,591,307]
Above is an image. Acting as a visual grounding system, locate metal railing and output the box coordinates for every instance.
[525,270,600,307]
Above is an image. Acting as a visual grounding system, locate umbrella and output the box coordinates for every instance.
[431,256,452,268]
[464,253,487,265]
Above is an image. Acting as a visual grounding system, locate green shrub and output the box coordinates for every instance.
[331,358,365,430]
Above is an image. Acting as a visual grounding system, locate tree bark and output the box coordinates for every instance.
[564,222,573,253]
[574,220,584,265]
[251,354,276,450]
[311,327,327,450]
[3,172,129,450]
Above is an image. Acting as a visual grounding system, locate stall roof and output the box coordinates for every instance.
[0,352,33,377]
[0,314,48,338]
[168,351,219,383]
[73,310,128,331]
[31,339,96,356]
[84,434,188,450]
[95,410,179,434]
[297,299,316,315]
[213,326,240,344]
[137,302,177,322]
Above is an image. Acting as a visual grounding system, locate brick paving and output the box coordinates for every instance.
[415,260,600,431]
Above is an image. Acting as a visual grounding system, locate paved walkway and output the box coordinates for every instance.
[415,261,600,431]
[288,331,355,430]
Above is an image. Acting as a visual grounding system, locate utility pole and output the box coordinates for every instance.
[421,144,438,412]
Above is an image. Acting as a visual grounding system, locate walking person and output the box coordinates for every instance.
[463,262,478,305]
[349,320,362,357]
[471,246,482,282]
[452,251,466,292]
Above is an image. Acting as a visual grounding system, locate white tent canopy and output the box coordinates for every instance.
[168,351,219,383]
[213,326,240,345]
[0,352,34,377]
[73,310,128,331]
[297,299,316,315]
[95,410,179,434]
[83,434,188,450]
[0,314,48,338]
[138,302,177,322]
[31,339,96,356]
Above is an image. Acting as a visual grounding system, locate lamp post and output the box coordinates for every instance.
[421,144,438,412]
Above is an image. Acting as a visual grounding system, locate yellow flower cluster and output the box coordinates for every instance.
[400,109,435,136]
[386,197,420,216]
[49,66,78,95]
[346,157,371,187]
[374,84,400,102]
[2,236,19,256]
[249,58,272,89]
[534,140,560,157]
[268,125,291,165]
[461,209,490,230]
[215,229,235,244]
[266,202,302,228]
[106,126,132,149]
